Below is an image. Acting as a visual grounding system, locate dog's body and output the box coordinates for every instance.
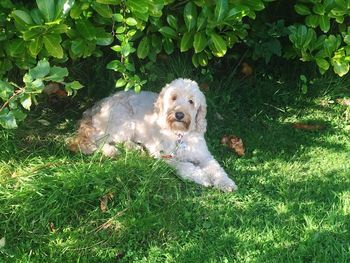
[70,79,237,191]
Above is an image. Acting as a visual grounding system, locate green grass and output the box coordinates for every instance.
[1,58,350,262]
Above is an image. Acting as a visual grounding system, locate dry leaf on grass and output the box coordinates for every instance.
[49,222,56,233]
[44,82,67,97]
[221,135,245,157]
[100,192,114,212]
[241,62,253,77]
[336,98,350,107]
[292,123,325,131]
[199,82,210,92]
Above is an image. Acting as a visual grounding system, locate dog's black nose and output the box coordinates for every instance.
[175,112,184,120]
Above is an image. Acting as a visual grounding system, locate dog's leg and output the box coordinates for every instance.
[101,143,119,158]
[123,141,145,153]
[199,158,238,192]
[168,161,212,187]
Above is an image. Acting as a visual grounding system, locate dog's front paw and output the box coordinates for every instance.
[214,177,238,192]
[101,144,119,158]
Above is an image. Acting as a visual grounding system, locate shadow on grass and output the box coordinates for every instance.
[1,141,349,262]
[1,74,349,261]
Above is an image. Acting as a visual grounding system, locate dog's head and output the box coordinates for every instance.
[155,78,207,134]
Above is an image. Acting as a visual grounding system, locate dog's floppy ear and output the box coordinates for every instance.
[154,87,165,113]
[195,102,207,134]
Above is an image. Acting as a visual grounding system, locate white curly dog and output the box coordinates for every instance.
[70,78,237,192]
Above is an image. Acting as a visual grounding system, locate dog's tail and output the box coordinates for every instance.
[68,111,97,154]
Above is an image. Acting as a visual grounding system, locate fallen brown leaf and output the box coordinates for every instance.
[292,123,325,131]
[100,192,114,212]
[336,98,350,107]
[199,82,210,91]
[221,135,245,157]
[44,82,67,97]
[241,62,253,77]
[49,222,56,233]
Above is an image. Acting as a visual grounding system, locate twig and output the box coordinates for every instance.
[0,87,25,113]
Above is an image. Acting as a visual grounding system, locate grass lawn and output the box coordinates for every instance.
[0,58,350,262]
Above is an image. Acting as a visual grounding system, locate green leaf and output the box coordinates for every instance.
[125,17,137,26]
[113,13,123,22]
[227,5,250,19]
[115,78,126,87]
[65,81,83,96]
[151,34,162,53]
[315,57,330,71]
[45,66,68,82]
[55,0,74,18]
[23,28,44,41]
[0,109,17,129]
[43,34,63,58]
[134,84,141,93]
[76,20,96,40]
[20,94,32,110]
[132,11,149,22]
[344,34,350,45]
[36,0,55,22]
[191,53,199,67]
[49,24,69,34]
[210,33,227,57]
[137,36,150,59]
[324,35,338,57]
[244,0,265,11]
[95,30,114,46]
[319,16,330,33]
[193,32,207,53]
[159,26,177,39]
[106,60,124,72]
[197,52,208,66]
[214,0,228,22]
[167,15,178,30]
[332,59,349,77]
[180,32,194,52]
[313,4,325,15]
[11,10,33,25]
[96,0,120,4]
[5,39,25,57]
[163,38,174,55]
[305,15,319,28]
[71,39,85,56]
[65,80,83,90]
[294,4,311,15]
[121,42,132,57]
[28,37,43,57]
[148,0,164,17]
[197,9,207,31]
[91,2,113,18]
[0,80,14,101]
[70,2,83,19]
[12,109,27,122]
[29,59,50,79]
[127,0,148,14]
[30,8,45,24]
[184,2,197,31]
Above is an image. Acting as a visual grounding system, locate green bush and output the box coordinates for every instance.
[1,0,350,129]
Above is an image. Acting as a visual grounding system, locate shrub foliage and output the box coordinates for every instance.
[0,0,350,128]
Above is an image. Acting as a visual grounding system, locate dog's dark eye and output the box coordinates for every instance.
[172,95,177,101]
[188,99,194,104]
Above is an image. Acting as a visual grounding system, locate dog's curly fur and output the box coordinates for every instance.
[69,78,237,191]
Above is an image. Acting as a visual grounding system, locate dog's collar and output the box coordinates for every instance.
[161,133,186,159]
